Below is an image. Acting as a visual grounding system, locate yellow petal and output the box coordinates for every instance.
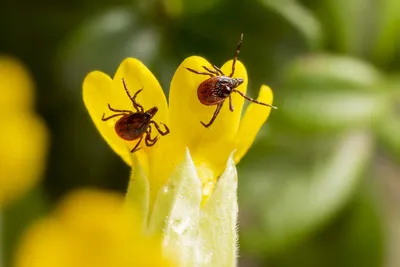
[233,85,274,164]
[0,113,48,205]
[169,56,248,187]
[111,58,168,127]
[83,58,169,174]
[112,58,170,171]
[15,189,174,267]
[219,59,248,133]
[0,56,34,111]
[83,71,133,166]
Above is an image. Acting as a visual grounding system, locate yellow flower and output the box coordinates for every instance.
[0,56,48,205]
[82,51,274,266]
[83,56,273,201]
[15,189,174,267]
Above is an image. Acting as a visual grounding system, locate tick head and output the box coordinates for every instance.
[217,76,244,97]
[145,106,158,119]
[233,78,244,88]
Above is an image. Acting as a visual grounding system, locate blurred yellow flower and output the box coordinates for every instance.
[15,189,174,267]
[0,56,48,205]
[83,56,273,200]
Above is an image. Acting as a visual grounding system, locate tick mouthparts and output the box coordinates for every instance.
[147,106,158,117]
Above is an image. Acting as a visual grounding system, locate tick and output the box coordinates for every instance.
[101,78,170,153]
[186,33,277,128]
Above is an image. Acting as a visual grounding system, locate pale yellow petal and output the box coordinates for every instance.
[233,85,274,164]
[83,71,132,166]
[169,56,248,187]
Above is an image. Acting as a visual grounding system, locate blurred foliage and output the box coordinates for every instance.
[1,0,400,266]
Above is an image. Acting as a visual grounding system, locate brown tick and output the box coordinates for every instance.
[186,33,277,128]
[101,78,170,153]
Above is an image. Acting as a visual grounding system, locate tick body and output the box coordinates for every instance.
[187,33,277,128]
[101,79,169,153]
[197,76,243,106]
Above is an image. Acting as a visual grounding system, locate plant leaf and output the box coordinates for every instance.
[261,0,322,48]
[240,131,373,254]
[149,149,202,266]
[198,155,238,267]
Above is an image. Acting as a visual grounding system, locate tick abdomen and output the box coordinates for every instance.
[115,113,150,141]
[197,76,231,105]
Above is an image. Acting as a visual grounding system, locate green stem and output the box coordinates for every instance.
[124,156,150,230]
[0,210,3,267]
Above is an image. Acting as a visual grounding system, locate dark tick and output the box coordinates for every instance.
[186,33,277,128]
[101,78,170,153]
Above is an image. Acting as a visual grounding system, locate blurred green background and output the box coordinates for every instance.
[1,0,400,266]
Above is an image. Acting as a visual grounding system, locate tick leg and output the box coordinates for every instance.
[212,65,225,76]
[122,78,145,113]
[147,128,159,142]
[228,94,234,112]
[233,89,277,109]
[130,135,144,153]
[186,67,214,78]
[101,113,125,121]
[147,126,158,142]
[229,33,244,78]
[150,121,170,136]
[145,128,159,147]
[202,66,219,76]
[107,103,131,113]
[145,136,158,147]
[131,88,145,113]
[121,78,134,102]
[201,102,223,128]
